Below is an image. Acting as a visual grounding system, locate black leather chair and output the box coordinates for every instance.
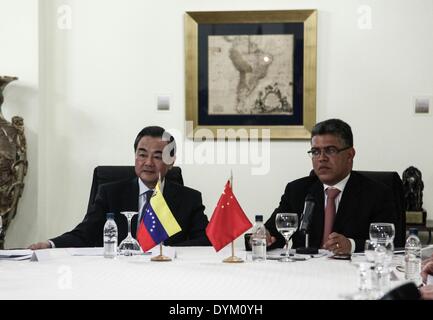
[86,166,184,211]
[358,171,406,248]
[309,170,406,247]
[380,282,421,300]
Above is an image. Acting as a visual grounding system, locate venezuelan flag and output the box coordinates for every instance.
[136,182,182,252]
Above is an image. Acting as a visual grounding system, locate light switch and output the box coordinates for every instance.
[157,96,170,111]
[413,96,431,115]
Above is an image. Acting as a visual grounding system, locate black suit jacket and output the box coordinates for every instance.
[264,171,398,252]
[51,179,211,247]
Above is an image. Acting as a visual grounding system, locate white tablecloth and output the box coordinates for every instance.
[0,246,405,300]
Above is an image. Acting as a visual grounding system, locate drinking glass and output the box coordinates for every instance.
[371,243,392,298]
[364,239,377,263]
[275,213,298,262]
[118,211,142,256]
[344,258,375,300]
[369,223,395,244]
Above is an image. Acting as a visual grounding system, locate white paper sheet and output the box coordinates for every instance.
[0,249,33,260]
[66,247,104,256]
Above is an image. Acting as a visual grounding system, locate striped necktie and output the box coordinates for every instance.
[137,190,154,233]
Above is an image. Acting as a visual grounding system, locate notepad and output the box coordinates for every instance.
[0,249,33,260]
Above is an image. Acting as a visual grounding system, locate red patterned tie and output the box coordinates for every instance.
[321,188,341,247]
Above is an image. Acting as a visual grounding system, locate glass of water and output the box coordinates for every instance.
[275,213,298,262]
[118,211,142,256]
[364,239,377,263]
[369,223,395,244]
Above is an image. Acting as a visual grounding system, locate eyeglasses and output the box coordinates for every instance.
[307,146,351,158]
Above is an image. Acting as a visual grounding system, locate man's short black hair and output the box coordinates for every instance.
[134,126,176,157]
[311,119,353,147]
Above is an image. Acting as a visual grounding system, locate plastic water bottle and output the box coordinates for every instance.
[103,212,118,259]
[251,215,267,262]
[404,228,421,283]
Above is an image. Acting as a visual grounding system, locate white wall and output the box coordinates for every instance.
[2,0,433,248]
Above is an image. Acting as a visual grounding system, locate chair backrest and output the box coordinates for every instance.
[358,171,406,248]
[380,282,420,300]
[309,170,406,247]
[86,166,184,211]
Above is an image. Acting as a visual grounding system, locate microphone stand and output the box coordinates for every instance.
[296,230,318,255]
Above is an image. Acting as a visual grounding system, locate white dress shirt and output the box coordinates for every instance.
[322,173,356,253]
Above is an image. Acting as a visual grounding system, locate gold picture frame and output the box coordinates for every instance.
[185,10,317,140]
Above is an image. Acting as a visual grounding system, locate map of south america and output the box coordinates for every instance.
[208,35,294,115]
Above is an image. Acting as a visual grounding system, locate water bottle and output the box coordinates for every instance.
[404,228,421,283]
[103,212,118,259]
[251,215,267,262]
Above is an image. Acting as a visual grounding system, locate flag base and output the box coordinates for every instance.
[223,255,244,263]
[151,254,172,262]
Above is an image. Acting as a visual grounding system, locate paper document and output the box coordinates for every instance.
[66,247,104,256]
[266,248,328,261]
[66,247,174,258]
[31,248,71,262]
[0,249,33,260]
[422,245,433,259]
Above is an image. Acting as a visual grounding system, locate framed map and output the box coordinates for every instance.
[185,10,317,140]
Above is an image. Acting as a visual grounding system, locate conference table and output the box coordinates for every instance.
[0,246,406,300]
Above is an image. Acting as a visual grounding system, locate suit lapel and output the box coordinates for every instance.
[308,180,325,246]
[334,172,361,231]
[162,181,180,215]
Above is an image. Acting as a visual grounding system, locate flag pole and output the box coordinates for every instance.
[151,242,172,262]
[223,171,244,263]
[151,173,172,262]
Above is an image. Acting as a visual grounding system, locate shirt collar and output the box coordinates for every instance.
[138,178,165,196]
[323,173,351,193]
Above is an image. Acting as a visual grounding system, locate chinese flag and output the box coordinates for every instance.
[206,180,252,252]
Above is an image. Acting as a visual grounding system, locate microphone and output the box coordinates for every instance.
[299,194,315,232]
[296,194,318,255]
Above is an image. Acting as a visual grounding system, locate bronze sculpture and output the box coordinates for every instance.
[0,76,27,249]
[402,166,426,225]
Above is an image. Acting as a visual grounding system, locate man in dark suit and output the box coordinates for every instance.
[29,126,210,249]
[265,119,398,254]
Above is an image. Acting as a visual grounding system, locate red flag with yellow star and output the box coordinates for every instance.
[206,180,252,252]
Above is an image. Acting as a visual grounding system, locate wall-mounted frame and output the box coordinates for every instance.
[185,10,317,140]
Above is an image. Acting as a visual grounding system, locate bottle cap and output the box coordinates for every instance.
[106,212,115,219]
[255,215,263,222]
[409,228,418,236]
